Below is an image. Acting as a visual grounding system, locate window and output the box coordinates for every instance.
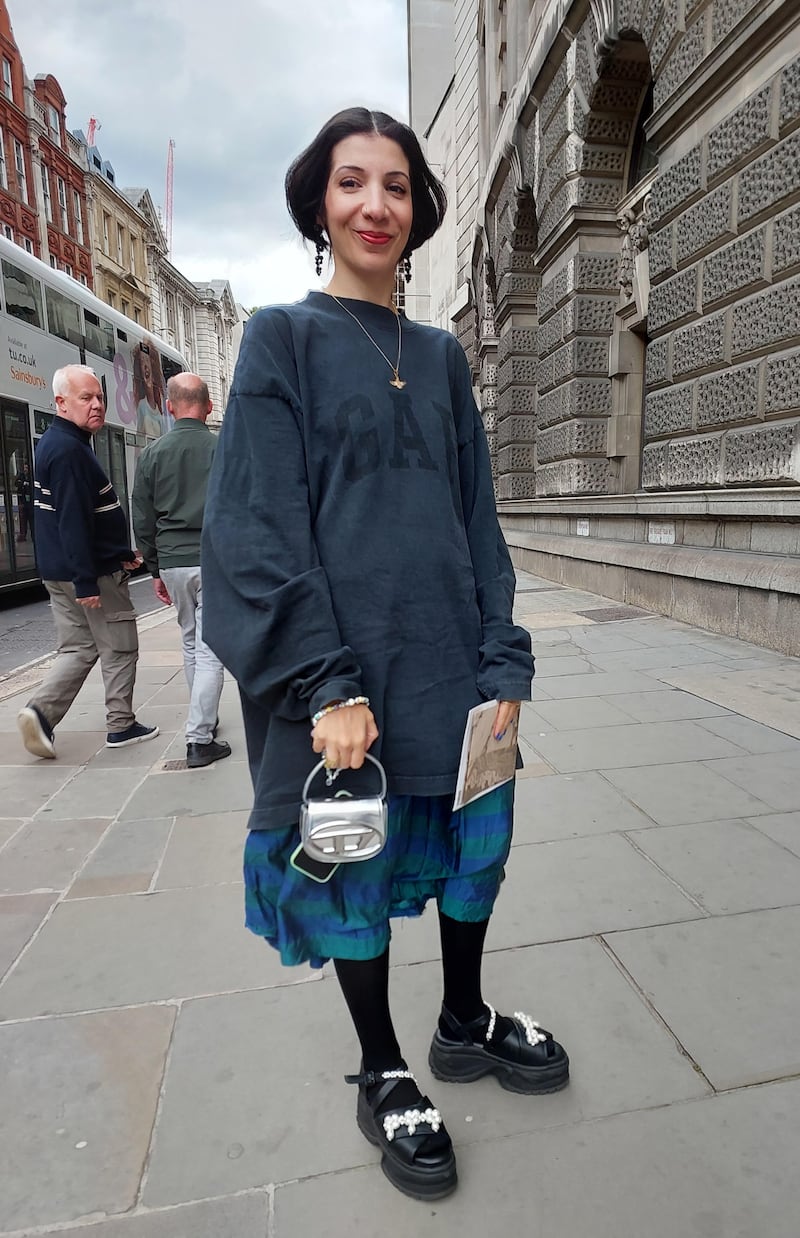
[102,213,110,253]
[13,139,27,205]
[161,353,183,384]
[64,263,73,277]
[47,104,62,147]
[182,304,194,361]
[24,238,33,254]
[117,222,125,266]
[2,223,12,241]
[134,306,141,324]
[72,191,84,245]
[34,409,56,436]
[41,163,52,221]
[45,284,82,346]
[2,258,45,329]
[121,299,129,318]
[627,82,658,191]
[165,290,177,333]
[83,308,114,359]
[57,176,68,232]
[2,58,12,102]
[107,291,116,309]
[49,254,57,268]
[79,273,88,286]
[129,234,137,277]
[0,128,6,191]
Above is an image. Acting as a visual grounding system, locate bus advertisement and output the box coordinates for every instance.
[0,235,188,592]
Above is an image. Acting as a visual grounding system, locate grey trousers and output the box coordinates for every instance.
[32,573,138,733]
[160,565,224,745]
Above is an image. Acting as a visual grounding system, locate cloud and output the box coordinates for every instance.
[9,0,409,305]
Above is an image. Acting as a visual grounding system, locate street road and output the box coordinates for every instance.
[0,575,163,676]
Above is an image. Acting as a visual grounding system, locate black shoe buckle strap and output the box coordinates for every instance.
[344,1067,415,1088]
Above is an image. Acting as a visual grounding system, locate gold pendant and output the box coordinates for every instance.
[390,374,406,389]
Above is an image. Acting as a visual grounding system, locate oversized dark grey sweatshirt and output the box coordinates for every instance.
[201,292,533,830]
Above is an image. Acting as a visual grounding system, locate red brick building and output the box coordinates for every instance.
[0,1,93,285]
[0,2,37,254]
[32,73,92,285]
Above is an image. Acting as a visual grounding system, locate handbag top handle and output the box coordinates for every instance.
[302,752,387,804]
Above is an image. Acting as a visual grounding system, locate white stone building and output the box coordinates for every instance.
[121,188,241,421]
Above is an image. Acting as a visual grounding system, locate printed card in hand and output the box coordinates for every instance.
[452,700,519,811]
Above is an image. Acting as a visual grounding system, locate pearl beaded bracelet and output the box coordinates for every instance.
[311,696,370,727]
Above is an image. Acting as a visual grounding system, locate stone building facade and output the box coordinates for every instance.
[191,280,239,421]
[96,187,241,420]
[409,0,800,653]
[75,136,152,327]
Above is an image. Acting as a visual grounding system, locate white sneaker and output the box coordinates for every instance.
[17,705,56,759]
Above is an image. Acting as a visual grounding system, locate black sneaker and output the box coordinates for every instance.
[186,738,231,768]
[106,721,160,748]
[17,704,56,759]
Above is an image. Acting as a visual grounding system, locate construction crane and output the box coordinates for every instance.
[164,138,175,258]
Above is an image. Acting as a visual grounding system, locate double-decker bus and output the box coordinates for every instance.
[0,235,188,592]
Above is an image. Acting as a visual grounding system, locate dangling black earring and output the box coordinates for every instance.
[315,242,324,278]
[403,254,412,285]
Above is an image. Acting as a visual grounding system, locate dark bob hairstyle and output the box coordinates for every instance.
[285,107,447,259]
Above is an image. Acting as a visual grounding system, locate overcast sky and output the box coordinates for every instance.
[9,0,409,308]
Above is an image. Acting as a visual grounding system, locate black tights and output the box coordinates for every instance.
[334,911,490,1074]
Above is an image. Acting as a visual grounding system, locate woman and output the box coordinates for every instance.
[132,341,168,438]
[202,107,568,1201]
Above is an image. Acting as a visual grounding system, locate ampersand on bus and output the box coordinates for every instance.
[113,352,137,425]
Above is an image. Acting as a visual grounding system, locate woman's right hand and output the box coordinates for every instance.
[311,704,379,770]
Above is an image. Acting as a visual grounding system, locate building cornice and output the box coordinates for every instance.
[472,0,579,246]
[89,175,148,226]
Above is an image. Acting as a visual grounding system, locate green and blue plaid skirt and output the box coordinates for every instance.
[243,781,514,968]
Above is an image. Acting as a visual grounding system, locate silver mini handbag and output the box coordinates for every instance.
[299,753,388,863]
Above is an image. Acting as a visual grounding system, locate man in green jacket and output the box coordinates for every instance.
[132,373,231,768]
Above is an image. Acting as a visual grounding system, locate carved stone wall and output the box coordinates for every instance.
[446,0,800,502]
[646,49,800,489]
[473,252,500,484]
[523,24,651,497]
[489,178,541,500]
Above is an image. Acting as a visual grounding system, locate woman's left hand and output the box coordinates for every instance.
[493,700,520,740]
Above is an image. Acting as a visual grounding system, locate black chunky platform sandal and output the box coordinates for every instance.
[429,1003,570,1095]
[345,1067,458,1200]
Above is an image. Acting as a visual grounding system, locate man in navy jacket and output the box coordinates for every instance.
[17,364,158,759]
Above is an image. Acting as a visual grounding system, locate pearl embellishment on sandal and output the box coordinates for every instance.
[383,1107,443,1141]
[484,1004,548,1045]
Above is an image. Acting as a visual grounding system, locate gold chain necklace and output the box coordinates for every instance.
[326,293,406,389]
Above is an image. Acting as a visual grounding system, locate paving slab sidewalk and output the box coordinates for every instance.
[1,574,799,1237]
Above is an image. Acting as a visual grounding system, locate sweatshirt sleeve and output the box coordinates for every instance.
[201,310,364,720]
[131,452,159,577]
[48,451,101,598]
[451,341,534,701]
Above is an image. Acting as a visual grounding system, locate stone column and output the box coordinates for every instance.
[475,256,500,484]
[493,181,540,501]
